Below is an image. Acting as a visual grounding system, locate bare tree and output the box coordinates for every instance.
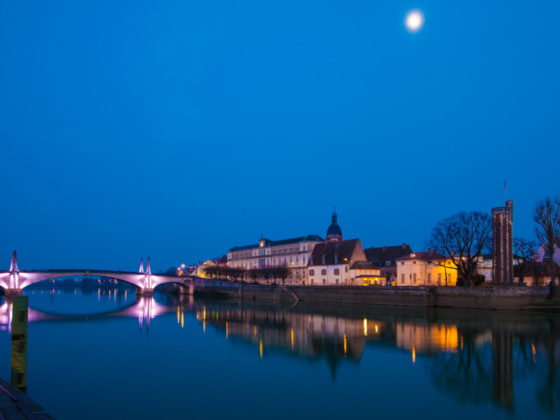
[261,267,272,285]
[513,238,537,286]
[429,211,492,287]
[534,197,560,297]
[384,270,393,287]
[248,268,259,284]
[277,266,291,286]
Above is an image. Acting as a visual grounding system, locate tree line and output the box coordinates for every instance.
[203,265,292,285]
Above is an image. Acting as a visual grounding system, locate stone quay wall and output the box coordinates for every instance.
[194,280,550,310]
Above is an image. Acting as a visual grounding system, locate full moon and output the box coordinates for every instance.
[405,10,424,32]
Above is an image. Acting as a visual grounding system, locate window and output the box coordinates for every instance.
[334,268,340,275]
[401,274,405,283]
[322,279,326,285]
[427,273,431,282]
[401,262,404,266]
[412,273,417,284]
[335,279,339,285]
[309,269,314,276]
[345,266,348,272]
[321,269,327,275]
[413,261,416,265]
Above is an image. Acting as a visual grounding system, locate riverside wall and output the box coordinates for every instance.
[194,280,551,310]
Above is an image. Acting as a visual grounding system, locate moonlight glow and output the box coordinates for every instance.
[405,10,424,32]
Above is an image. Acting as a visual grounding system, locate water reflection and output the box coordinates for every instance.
[1,289,559,417]
[192,300,560,413]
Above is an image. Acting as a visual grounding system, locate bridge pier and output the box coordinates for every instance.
[177,282,194,295]
[136,288,154,297]
[5,289,23,298]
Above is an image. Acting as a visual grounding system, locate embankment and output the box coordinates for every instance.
[194,280,551,310]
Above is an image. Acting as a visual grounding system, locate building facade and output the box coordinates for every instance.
[492,200,514,284]
[396,251,457,286]
[307,239,382,285]
[307,213,382,285]
[227,235,324,284]
[364,244,413,284]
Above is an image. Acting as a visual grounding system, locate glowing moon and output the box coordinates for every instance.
[405,10,424,33]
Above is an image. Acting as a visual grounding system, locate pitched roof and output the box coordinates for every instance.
[309,239,360,266]
[364,244,413,264]
[396,251,447,262]
[229,235,323,252]
[350,261,377,270]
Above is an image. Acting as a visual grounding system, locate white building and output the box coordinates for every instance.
[227,234,324,284]
[307,212,382,286]
[307,238,381,286]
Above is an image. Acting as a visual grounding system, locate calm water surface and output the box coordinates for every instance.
[0,286,559,419]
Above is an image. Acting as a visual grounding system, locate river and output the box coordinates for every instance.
[0,285,559,419]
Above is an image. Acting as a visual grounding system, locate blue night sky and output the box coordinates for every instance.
[1,1,559,271]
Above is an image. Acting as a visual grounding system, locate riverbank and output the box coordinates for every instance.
[194,280,551,310]
[0,378,54,420]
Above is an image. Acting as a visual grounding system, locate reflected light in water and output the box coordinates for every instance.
[343,334,347,356]
[226,321,228,339]
[363,318,368,336]
[259,340,263,359]
[412,345,416,365]
[532,343,536,364]
[290,328,294,350]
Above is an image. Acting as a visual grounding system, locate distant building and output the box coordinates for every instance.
[364,244,413,284]
[476,254,494,283]
[535,244,560,265]
[227,235,324,284]
[492,200,514,284]
[514,262,560,286]
[192,260,217,278]
[396,251,457,286]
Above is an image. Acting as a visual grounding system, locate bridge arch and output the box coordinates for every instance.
[18,271,147,290]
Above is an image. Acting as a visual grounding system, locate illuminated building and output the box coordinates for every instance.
[227,234,323,285]
[307,211,381,285]
[191,260,218,278]
[396,251,457,286]
[308,240,381,286]
[492,200,513,284]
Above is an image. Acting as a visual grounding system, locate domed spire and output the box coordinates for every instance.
[326,208,343,243]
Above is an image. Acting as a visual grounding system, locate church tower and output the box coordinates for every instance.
[326,209,343,243]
